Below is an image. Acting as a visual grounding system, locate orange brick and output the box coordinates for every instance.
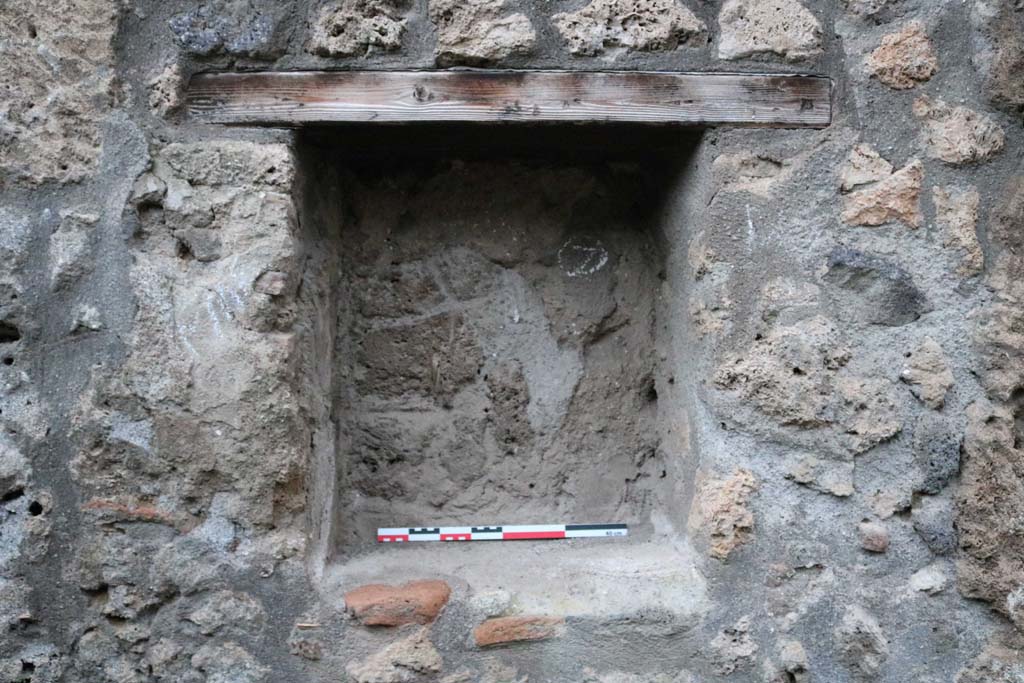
[473,616,564,647]
[344,579,451,626]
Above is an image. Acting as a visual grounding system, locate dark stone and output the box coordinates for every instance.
[823,248,929,326]
[225,13,278,57]
[169,2,290,59]
[913,413,962,494]
[982,2,1024,117]
[911,496,957,556]
[169,6,225,56]
[0,320,20,343]
[175,228,222,263]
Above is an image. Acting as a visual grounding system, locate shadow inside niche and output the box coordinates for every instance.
[295,124,706,632]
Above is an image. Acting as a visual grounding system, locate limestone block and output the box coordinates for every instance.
[144,639,186,680]
[714,316,845,429]
[823,248,928,327]
[718,0,822,61]
[308,0,409,56]
[866,22,938,89]
[102,584,162,620]
[158,141,294,189]
[934,186,983,277]
[186,591,266,636]
[74,629,149,683]
[0,0,118,184]
[971,0,1024,116]
[693,469,757,561]
[132,173,168,208]
[191,642,269,683]
[356,266,445,319]
[468,589,513,617]
[834,606,889,679]
[834,376,902,453]
[346,628,442,682]
[900,338,953,409]
[914,96,1005,166]
[838,144,892,193]
[1007,586,1024,631]
[956,402,1024,616]
[840,152,924,228]
[974,178,1024,407]
[912,496,956,556]
[429,0,535,66]
[0,644,63,683]
[0,435,28,500]
[553,0,706,57]
[0,208,32,278]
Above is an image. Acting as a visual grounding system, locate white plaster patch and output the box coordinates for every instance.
[558,236,609,278]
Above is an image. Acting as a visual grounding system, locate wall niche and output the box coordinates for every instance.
[298,126,707,631]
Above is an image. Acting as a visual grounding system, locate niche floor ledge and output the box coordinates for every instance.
[319,537,708,621]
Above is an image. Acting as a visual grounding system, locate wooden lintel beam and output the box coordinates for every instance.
[186,70,832,128]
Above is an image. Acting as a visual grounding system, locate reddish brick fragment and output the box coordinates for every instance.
[344,579,451,626]
[473,615,565,647]
[81,498,177,526]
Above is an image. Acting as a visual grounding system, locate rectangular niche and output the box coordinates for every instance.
[298,126,707,620]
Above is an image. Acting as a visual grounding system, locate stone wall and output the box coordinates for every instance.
[0,0,1022,681]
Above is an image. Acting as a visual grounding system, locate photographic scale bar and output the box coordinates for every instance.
[377,523,628,543]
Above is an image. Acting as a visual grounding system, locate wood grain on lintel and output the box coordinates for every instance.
[186,71,832,128]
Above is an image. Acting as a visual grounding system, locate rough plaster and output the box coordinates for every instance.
[1,0,1023,681]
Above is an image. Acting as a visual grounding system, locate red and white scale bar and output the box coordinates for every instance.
[377,523,628,543]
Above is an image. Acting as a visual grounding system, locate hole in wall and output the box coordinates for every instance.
[2,487,24,503]
[0,321,21,343]
[175,238,194,260]
[297,124,705,618]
